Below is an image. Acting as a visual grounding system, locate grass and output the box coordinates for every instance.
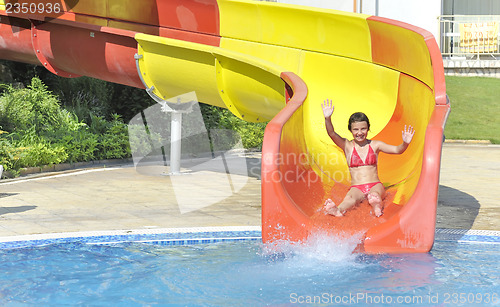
[444,76,500,144]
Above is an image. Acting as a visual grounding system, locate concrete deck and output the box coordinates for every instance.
[0,144,498,238]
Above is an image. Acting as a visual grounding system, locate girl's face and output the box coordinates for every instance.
[350,121,369,142]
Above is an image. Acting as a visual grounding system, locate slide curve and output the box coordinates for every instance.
[0,0,450,253]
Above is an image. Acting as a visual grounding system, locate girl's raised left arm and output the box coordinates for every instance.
[376,125,415,154]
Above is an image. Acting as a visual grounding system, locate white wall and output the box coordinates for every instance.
[275,0,442,43]
[367,0,441,41]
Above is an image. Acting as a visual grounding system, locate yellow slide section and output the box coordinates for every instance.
[135,34,286,123]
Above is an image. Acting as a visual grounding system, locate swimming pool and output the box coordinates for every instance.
[0,227,498,306]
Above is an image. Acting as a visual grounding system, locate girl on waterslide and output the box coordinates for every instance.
[321,99,415,217]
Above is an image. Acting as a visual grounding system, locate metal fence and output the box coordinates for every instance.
[438,15,500,60]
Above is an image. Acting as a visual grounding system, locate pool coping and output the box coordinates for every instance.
[0,227,498,249]
[435,228,500,244]
[0,226,262,249]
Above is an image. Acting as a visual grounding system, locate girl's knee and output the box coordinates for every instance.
[344,194,361,204]
[368,191,380,197]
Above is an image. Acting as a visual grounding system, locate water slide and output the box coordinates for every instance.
[0,0,449,253]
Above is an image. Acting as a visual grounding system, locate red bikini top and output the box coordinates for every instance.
[349,144,377,168]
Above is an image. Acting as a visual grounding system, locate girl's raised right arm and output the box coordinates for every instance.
[321,99,346,151]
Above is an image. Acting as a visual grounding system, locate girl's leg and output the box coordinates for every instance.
[367,183,385,217]
[324,187,365,217]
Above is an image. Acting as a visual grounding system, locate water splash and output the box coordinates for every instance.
[260,231,365,269]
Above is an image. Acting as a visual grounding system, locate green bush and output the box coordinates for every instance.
[0,78,85,134]
[200,104,266,150]
[93,114,131,160]
[0,130,16,171]
[0,77,132,175]
[0,128,68,172]
[55,129,99,163]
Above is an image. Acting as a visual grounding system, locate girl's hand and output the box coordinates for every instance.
[402,125,415,144]
[321,99,334,118]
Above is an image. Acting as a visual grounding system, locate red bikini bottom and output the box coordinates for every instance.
[351,182,382,195]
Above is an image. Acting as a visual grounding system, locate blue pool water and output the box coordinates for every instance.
[0,229,498,306]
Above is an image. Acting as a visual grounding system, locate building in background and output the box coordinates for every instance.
[440,0,500,77]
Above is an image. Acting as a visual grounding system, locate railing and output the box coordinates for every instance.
[438,15,500,60]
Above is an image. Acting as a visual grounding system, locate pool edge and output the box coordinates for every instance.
[0,226,261,249]
[0,227,499,249]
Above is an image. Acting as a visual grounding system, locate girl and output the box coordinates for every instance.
[321,99,415,217]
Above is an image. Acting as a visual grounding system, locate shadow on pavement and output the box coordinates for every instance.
[0,193,18,199]
[437,185,480,230]
[0,205,37,216]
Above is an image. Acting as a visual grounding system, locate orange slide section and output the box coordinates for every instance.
[0,0,449,253]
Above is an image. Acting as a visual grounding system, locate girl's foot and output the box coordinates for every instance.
[324,199,344,217]
[368,193,383,217]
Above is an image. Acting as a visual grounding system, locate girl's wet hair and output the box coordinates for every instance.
[348,112,370,131]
